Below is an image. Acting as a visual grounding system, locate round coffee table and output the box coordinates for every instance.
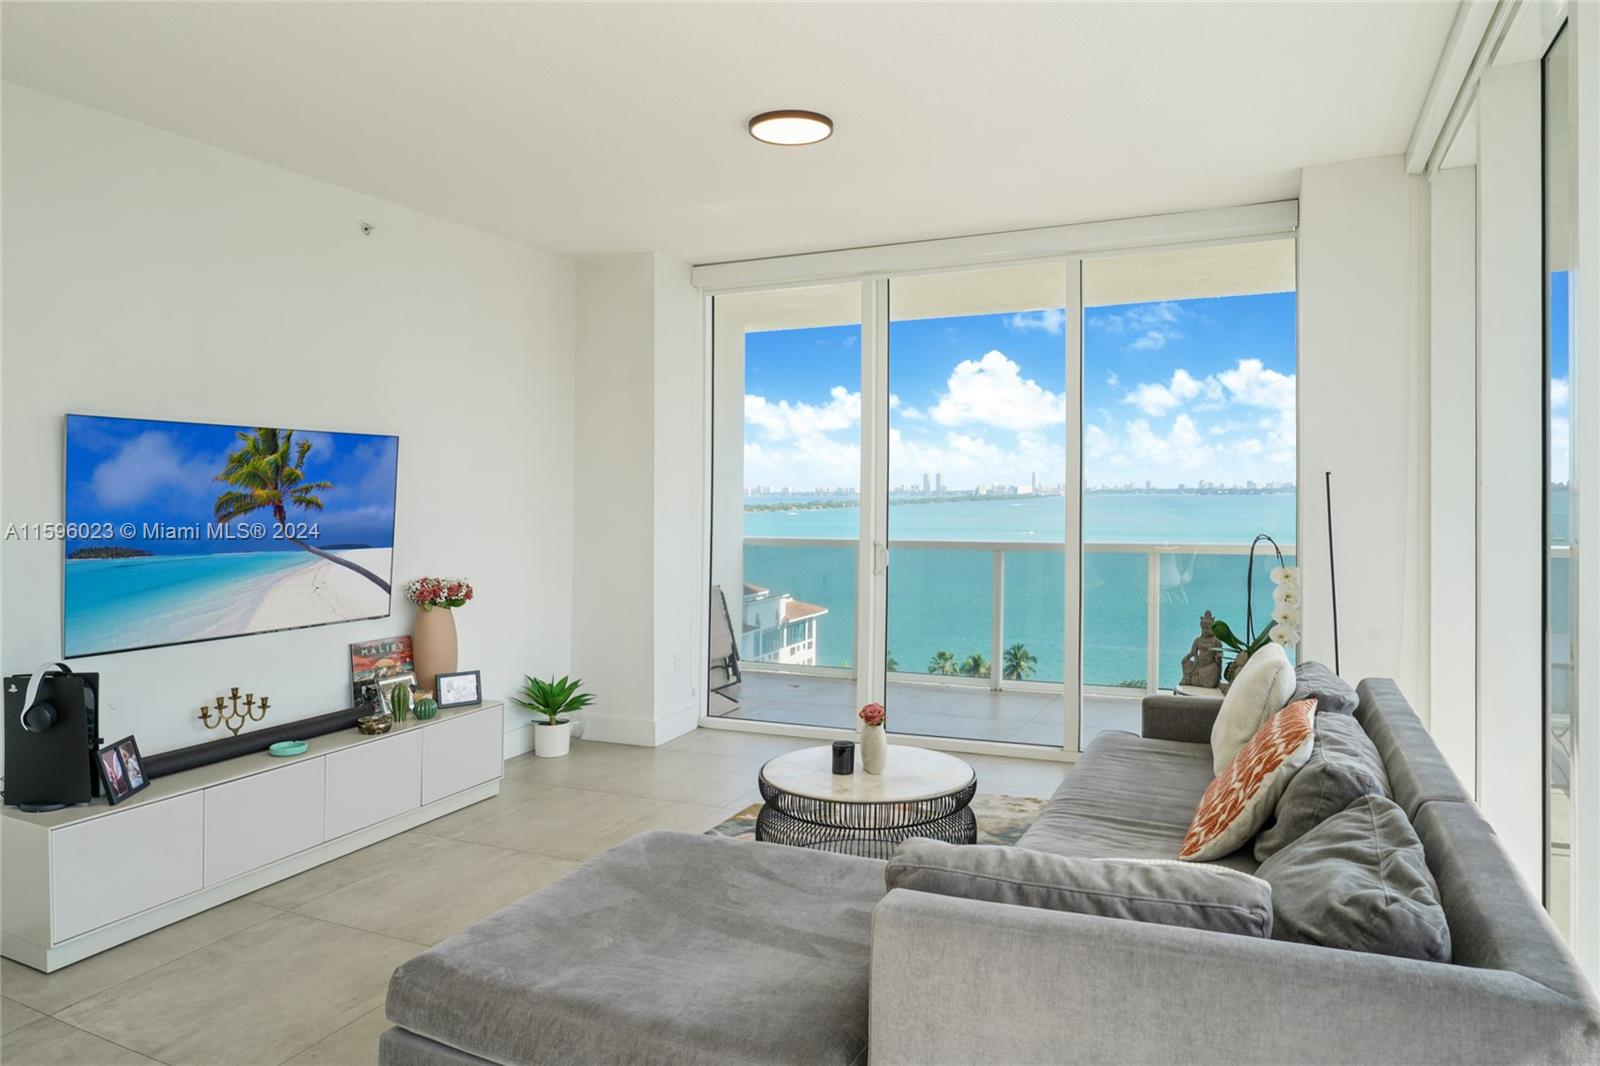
[755,745,978,859]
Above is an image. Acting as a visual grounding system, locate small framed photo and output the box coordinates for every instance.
[435,670,482,709]
[97,735,150,805]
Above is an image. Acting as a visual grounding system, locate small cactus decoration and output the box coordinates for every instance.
[413,696,439,720]
[389,684,412,722]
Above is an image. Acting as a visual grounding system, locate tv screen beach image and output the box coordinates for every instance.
[64,414,398,656]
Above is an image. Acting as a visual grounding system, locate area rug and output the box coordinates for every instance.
[705,792,1046,845]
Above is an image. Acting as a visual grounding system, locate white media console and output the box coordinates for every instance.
[1,700,504,972]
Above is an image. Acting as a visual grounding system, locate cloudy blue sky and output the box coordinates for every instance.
[65,415,398,553]
[743,291,1298,491]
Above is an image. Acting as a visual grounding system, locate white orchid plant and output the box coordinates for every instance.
[1267,566,1303,646]
[1212,536,1301,660]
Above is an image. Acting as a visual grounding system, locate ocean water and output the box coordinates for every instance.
[66,550,320,655]
[742,492,1297,689]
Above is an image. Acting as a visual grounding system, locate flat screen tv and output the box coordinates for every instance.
[63,414,398,657]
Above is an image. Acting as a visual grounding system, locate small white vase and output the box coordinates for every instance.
[534,718,572,758]
[860,724,887,774]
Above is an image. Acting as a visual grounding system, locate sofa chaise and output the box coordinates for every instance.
[379,678,1600,1065]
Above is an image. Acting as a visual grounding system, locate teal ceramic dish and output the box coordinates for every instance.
[268,740,309,757]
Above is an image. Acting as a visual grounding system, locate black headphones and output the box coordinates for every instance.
[20,662,73,733]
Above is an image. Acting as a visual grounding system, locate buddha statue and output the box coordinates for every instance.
[1180,610,1224,689]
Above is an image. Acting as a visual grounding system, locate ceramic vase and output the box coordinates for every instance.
[860,723,887,775]
[535,718,572,758]
[412,607,458,692]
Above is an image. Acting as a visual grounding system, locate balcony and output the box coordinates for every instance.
[714,536,1294,749]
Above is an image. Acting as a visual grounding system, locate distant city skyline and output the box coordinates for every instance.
[742,290,1298,492]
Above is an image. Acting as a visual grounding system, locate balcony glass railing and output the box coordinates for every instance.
[743,537,1296,692]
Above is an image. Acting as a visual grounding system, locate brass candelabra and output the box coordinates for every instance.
[200,687,270,736]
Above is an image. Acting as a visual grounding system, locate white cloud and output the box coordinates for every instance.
[745,386,860,441]
[887,427,1066,491]
[1218,358,1295,412]
[890,393,926,421]
[1123,415,1215,472]
[1090,302,1186,351]
[1085,424,1115,461]
[745,434,861,490]
[1123,368,1219,417]
[1006,308,1065,336]
[1106,372,1119,388]
[929,350,1066,429]
[91,431,218,508]
[1552,377,1569,409]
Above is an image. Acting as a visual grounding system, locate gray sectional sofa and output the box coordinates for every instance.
[380,679,1600,1065]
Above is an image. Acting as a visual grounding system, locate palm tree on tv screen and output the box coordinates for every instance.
[213,427,391,593]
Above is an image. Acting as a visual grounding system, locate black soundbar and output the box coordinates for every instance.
[143,708,366,778]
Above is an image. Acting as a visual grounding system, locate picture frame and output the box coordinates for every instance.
[434,670,482,709]
[349,636,414,704]
[96,735,150,805]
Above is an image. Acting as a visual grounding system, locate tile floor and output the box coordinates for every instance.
[717,670,1143,746]
[0,728,1068,1066]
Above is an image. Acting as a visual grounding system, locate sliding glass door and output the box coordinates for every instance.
[1543,24,1574,939]
[706,230,1297,755]
[708,283,866,728]
[1078,242,1298,747]
[883,263,1070,745]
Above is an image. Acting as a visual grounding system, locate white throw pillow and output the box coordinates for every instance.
[1210,643,1296,773]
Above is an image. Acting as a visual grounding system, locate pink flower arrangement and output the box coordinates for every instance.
[859,702,886,727]
[404,576,474,611]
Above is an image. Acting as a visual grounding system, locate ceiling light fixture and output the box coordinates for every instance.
[748,110,833,146]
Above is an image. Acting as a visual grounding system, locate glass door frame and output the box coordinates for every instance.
[861,263,1085,753]
[699,201,1299,760]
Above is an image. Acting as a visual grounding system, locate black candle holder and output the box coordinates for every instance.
[831,740,855,775]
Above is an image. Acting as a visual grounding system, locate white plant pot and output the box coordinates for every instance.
[534,718,572,758]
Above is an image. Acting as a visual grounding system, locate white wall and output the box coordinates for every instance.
[1297,155,1429,706]
[1428,164,1479,792]
[651,255,706,739]
[570,253,702,745]
[0,85,576,757]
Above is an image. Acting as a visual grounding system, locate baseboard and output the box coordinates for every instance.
[503,723,534,758]
[577,712,659,746]
[652,702,700,745]
[579,702,702,748]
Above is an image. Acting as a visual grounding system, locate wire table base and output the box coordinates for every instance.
[755,773,978,859]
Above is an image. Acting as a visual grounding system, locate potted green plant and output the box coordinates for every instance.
[512,675,593,758]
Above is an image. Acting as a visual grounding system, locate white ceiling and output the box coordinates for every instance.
[1,2,1456,265]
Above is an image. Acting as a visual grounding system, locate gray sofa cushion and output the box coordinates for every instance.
[380,1026,493,1066]
[1254,711,1390,861]
[1355,678,1471,818]
[1292,660,1359,715]
[1257,795,1451,962]
[887,838,1272,938]
[1019,731,1257,872]
[385,830,884,1066]
[1413,801,1593,1002]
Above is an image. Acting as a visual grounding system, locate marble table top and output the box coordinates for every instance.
[760,744,976,804]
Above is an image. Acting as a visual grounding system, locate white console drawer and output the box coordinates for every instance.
[51,793,204,943]
[422,706,504,805]
[204,758,325,885]
[324,729,421,839]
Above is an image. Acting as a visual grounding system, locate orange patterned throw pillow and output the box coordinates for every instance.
[1180,698,1317,862]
